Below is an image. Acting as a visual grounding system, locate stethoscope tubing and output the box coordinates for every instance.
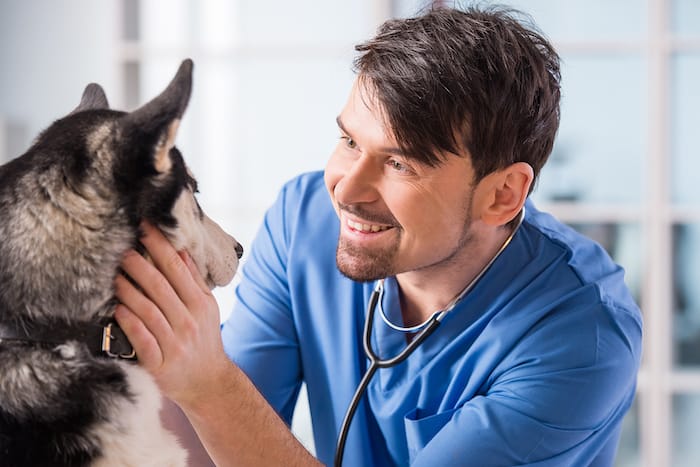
[333,209,525,467]
[333,285,443,467]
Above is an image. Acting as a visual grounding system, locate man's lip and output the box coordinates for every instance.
[337,202,398,228]
[345,216,393,233]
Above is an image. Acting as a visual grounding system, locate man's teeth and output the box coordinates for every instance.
[347,218,390,233]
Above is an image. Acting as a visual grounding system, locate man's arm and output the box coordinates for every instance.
[114,222,320,466]
[160,398,214,466]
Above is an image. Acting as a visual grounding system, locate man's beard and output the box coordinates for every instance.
[334,194,476,282]
[335,236,400,282]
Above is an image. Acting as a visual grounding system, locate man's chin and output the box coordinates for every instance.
[337,265,381,283]
[336,252,391,282]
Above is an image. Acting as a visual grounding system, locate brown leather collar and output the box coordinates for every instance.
[0,319,136,360]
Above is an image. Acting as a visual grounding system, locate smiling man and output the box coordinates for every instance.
[325,79,534,326]
[116,5,642,467]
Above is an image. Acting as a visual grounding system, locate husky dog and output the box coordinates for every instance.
[0,59,241,466]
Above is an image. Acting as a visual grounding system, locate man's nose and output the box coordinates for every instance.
[334,155,380,206]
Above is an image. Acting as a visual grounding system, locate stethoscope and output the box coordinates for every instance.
[333,209,525,467]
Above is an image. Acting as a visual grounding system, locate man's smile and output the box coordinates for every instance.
[345,217,392,233]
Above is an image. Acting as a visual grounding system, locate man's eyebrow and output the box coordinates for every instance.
[335,116,350,135]
[335,115,405,156]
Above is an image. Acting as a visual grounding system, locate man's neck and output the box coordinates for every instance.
[396,225,514,327]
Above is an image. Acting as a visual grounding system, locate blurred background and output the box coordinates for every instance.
[0,0,698,465]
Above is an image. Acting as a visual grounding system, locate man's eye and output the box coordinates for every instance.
[388,159,408,172]
[341,136,357,149]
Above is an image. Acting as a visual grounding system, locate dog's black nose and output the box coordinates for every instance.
[235,242,244,259]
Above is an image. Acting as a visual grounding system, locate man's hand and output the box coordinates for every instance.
[114,222,229,405]
[114,222,320,466]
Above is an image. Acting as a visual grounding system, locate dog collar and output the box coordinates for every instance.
[0,319,137,360]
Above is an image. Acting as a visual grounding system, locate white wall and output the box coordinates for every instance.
[0,0,120,147]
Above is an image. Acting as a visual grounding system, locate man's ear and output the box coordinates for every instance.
[476,162,533,226]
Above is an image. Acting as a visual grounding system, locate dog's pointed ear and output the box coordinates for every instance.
[123,59,193,174]
[70,83,109,114]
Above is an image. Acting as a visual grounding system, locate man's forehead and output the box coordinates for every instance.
[338,79,398,142]
[341,76,471,165]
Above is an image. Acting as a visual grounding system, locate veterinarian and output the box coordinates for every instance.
[115,5,642,466]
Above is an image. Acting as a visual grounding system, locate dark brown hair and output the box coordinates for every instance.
[353,5,561,191]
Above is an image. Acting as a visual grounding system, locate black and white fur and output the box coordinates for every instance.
[0,59,241,466]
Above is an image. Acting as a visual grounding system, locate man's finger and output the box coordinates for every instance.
[180,250,209,294]
[115,253,198,368]
[140,221,207,307]
[114,304,164,371]
[119,250,191,335]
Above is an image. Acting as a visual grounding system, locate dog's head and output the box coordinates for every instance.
[0,59,239,321]
[81,61,242,284]
[109,59,242,289]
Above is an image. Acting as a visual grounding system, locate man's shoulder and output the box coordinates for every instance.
[520,199,640,318]
[274,170,338,247]
[273,170,334,220]
[280,170,326,199]
[522,199,615,274]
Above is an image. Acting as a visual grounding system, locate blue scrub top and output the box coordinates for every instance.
[221,171,642,466]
